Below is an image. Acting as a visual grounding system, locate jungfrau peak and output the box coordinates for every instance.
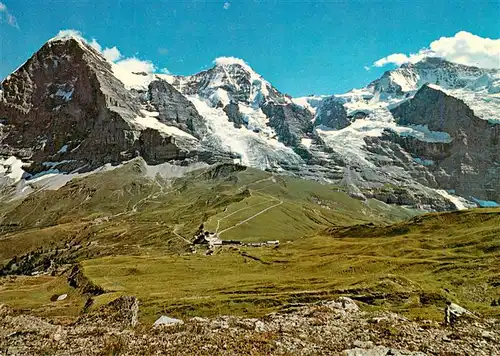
[0,33,498,210]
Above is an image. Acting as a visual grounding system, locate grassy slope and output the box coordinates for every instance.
[0,160,415,264]
[75,208,498,323]
[0,274,86,324]
[3,160,497,324]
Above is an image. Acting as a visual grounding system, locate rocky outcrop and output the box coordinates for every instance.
[146,79,207,138]
[0,297,498,355]
[262,103,313,147]
[389,85,500,202]
[0,37,234,176]
[0,37,141,173]
[78,296,139,328]
[136,128,195,165]
[67,265,105,296]
[223,102,246,128]
[314,96,350,129]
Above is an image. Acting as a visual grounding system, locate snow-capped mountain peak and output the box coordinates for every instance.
[213,56,259,75]
[368,57,499,99]
[1,35,499,211]
[165,57,289,108]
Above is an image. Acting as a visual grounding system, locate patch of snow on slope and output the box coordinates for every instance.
[292,95,328,115]
[238,103,276,136]
[431,85,500,122]
[393,124,452,143]
[55,88,74,101]
[316,117,453,168]
[413,157,434,166]
[111,63,156,90]
[188,95,302,169]
[133,110,197,140]
[301,138,313,148]
[435,189,470,210]
[145,161,209,179]
[336,90,398,121]
[11,162,122,200]
[208,88,231,107]
[315,119,387,167]
[0,156,26,181]
[388,71,420,92]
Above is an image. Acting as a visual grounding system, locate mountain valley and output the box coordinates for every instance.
[0,31,499,355]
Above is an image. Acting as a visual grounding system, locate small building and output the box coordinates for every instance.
[193,230,222,247]
[222,240,241,245]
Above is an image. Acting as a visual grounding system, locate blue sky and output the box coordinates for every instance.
[1,1,499,96]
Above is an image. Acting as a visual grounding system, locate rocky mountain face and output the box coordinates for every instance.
[165,59,315,149]
[389,85,499,202]
[313,96,350,130]
[1,34,498,210]
[165,58,287,107]
[0,36,141,174]
[0,35,233,179]
[144,79,207,138]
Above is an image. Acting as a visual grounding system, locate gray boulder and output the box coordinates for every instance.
[153,315,184,327]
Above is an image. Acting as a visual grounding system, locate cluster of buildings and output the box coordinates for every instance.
[193,229,279,249]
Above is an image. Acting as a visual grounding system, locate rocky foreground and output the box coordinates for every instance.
[0,297,498,355]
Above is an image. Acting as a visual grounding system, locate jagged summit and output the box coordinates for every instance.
[165,57,287,108]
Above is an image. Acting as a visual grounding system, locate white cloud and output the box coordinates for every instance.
[374,53,414,67]
[0,1,18,28]
[214,56,248,67]
[373,31,500,69]
[89,38,121,62]
[102,47,122,62]
[89,38,102,52]
[54,29,84,41]
[223,2,230,10]
[115,57,156,74]
[53,29,156,74]
[160,67,171,74]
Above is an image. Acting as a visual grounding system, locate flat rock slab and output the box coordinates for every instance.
[56,294,68,301]
[153,316,184,327]
[344,346,426,356]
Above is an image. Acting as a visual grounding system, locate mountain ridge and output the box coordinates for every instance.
[1,33,499,211]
